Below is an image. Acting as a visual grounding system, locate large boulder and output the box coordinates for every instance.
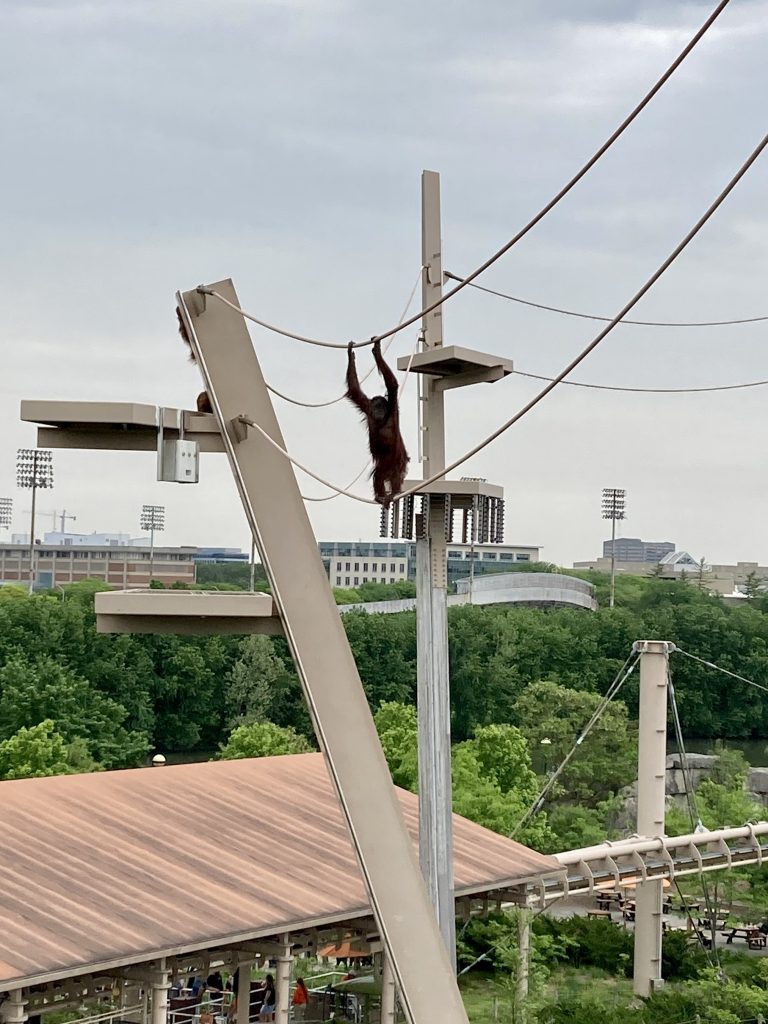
[665,753,718,796]
[747,767,768,805]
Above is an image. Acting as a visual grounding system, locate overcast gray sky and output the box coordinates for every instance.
[2,0,766,566]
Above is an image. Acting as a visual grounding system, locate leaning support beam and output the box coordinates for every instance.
[177,280,467,1024]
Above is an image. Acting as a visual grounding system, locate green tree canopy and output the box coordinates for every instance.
[0,720,99,779]
[0,656,148,768]
[513,680,637,804]
[219,721,314,759]
[374,700,418,790]
[453,725,553,850]
[224,636,286,730]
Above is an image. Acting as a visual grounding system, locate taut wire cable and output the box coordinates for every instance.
[675,648,768,695]
[445,271,768,328]
[199,0,731,348]
[300,326,423,501]
[267,268,423,407]
[230,130,768,507]
[391,130,768,503]
[510,652,639,838]
[237,414,379,504]
[512,370,768,394]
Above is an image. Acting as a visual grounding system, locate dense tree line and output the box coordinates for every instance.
[1,573,768,779]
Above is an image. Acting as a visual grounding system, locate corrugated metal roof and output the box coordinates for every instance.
[0,753,558,988]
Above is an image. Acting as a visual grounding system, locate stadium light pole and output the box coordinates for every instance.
[602,487,626,609]
[16,449,54,594]
[139,504,165,582]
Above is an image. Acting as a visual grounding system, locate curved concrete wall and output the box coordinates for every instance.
[340,573,597,615]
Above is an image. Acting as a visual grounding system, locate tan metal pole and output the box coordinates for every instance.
[416,169,456,966]
[177,280,468,1024]
[236,960,252,1024]
[380,953,397,1024]
[275,935,291,1024]
[150,961,170,1024]
[633,639,672,998]
[28,456,38,595]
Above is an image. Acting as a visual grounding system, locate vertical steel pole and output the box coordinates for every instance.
[150,961,170,1024]
[149,524,155,581]
[609,515,617,608]
[236,960,253,1024]
[0,989,27,1024]
[416,169,456,965]
[28,453,38,594]
[275,935,292,1024]
[517,910,530,1007]
[249,536,256,591]
[633,639,672,998]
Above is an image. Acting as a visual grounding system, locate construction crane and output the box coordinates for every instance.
[37,509,77,532]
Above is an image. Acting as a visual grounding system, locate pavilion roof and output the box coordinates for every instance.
[0,752,558,988]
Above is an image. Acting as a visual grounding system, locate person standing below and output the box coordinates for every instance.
[291,979,309,1021]
[258,975,276,1022]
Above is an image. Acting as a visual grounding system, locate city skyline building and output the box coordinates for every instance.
[602,537,676,563]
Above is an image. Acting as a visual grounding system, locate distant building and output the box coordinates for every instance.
[0,543,196,589]
[1,531,247,587]
[318,540,541,588]
[573,552,768,597]
[12,530,151,548]
[602,537,675,563]
[194,546,249,564]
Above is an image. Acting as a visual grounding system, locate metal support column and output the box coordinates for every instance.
[416,168,456,966]
[275,935,292,1024]
[517,910,530,1004]
[633,639,673,998]
[380,953,397,1024]
[236,960,253,1024]
[150,961,170,1024]
[177,280,467,1024]
[0,990,27,1024]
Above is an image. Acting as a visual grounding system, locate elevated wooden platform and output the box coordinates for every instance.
[396,346,513,391]
[20,401,224,452]
[95,589,283,635]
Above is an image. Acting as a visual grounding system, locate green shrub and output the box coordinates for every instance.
[534,916,633,976]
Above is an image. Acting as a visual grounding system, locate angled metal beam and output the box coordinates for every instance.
[176,280,467,1024]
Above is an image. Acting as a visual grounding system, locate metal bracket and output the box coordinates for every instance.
[231,415,250,444]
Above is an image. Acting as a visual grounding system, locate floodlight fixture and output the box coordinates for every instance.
[602,487,626,521]
[16,448,54,490]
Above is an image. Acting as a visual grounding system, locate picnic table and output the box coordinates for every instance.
[725,926,767,948]
[697,917,727,931]
[596,891,621,909]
